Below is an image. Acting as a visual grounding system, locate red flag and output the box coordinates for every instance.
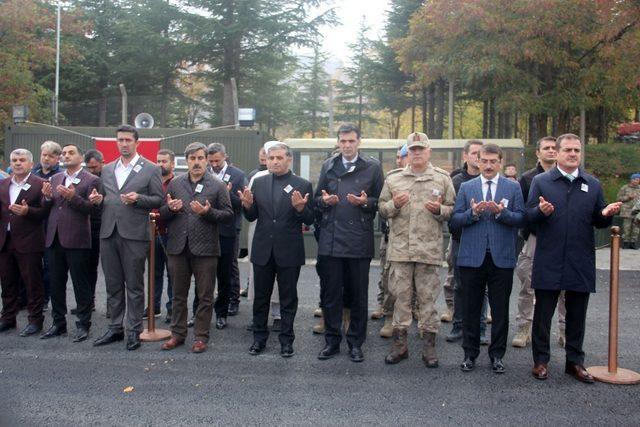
[94,138,161,163]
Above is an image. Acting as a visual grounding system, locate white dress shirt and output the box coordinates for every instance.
[342,154,359,172]
[64,169,81,187]
[214,161,229,182]
[115,153,140,189]
[480,174,500,202]
[556,166,579,181]
[8,173,31,230]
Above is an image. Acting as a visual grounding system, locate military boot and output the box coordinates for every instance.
[371,306,384,320]
[379,316,393,338]
[384,328,408,364]
[422,332,439,368]
[312,317,325,334]
[512,324,531,348]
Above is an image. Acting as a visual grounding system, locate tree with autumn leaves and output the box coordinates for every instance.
[396,0,640,143]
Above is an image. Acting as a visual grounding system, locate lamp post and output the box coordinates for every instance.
[54,2,61,125]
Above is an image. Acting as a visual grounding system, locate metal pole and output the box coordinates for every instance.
[54,3,61,125]
[140,213,171,342]
[587,226,640,384]
[119,84,127,125]
[580,107,586,168]
[448,79,454,139]
[608,227,620,373]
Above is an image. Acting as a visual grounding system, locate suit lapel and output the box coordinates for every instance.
[120,157,144,192]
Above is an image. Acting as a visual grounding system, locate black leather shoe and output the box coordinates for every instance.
[460,357,475,372]
[73,326,89,343]
[40,324,67,339]
[216,317,227,330]
[446,326,463,342]
[187,316,195,328]
[19,323,42,337]
[228,302,239,316]
[317,345,340,360]
[248,342,266,355]
[272,318,281,332]
[126,332,141,351]
[491,357,505,374]
[280,343,295,358]
[0,320,17,332]
[349,347,364,363]
[93,329,124,346]
[70,308,79,315]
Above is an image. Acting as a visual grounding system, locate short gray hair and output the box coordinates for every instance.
[10,149,34,162]
[184,142,207,157]
[207,142,226,156]
[41,140,62,155]
[266,143,292,157]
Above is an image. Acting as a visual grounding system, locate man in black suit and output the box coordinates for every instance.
[239,143,314,357]
[83,149,104,315]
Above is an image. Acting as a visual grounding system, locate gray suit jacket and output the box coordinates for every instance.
[159,173,233,256]
[100,155,163,241]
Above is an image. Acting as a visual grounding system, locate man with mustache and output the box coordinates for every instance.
[160,142,233,353]
[451,143,526,374]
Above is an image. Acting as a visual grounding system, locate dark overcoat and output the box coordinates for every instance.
[526,167,611,293]
[314,154,384,258]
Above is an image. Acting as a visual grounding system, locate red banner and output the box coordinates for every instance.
[94,138,161,163]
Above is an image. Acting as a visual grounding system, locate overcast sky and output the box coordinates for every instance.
[306,0,390,73]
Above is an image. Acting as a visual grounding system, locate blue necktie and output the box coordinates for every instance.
[486,180,493,202]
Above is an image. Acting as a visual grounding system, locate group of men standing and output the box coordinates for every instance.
[0,124,623,382]
[372,132,620,383]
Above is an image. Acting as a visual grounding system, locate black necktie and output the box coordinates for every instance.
[345,162,354,171]
[486,180,493,202]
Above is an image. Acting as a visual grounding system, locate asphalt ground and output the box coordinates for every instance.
[1,262,639,426]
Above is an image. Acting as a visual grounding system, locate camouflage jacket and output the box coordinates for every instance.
[617,184,640,217]
[632,198,640,223]
[379,164,455,265]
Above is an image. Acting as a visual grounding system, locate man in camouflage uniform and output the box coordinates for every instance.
[617,173,640,249]
[379,133,455,367]
[374,144,409,338]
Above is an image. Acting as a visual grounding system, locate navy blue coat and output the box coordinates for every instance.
[450,176,525,269]
[526,167,612,293]
[314,154,384,258]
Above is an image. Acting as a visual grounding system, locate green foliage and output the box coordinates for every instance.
[293,45,330,137]
[523,143,640,201]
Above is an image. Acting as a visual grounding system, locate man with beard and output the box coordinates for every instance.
[91,124,163,351]
[144,149,175,323]
[83,149,104,316]
[188,143,246,329]
[40,144,101,342]
[160,142,233,353]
